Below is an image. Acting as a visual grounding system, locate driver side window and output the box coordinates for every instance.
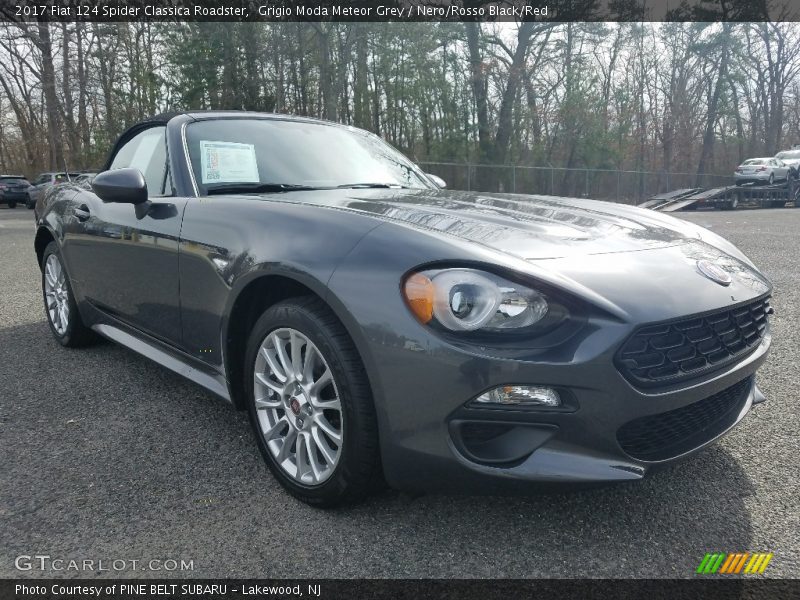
[109,126,172,197]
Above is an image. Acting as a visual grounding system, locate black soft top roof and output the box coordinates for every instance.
[102,112,184,170]
[103,110,346,170]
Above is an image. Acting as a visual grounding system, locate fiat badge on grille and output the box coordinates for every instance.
[697,259,732,286]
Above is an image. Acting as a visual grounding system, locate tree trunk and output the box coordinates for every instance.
[37,22,64,170]
[465,22,491,187]
[76,21,89,162]
[696,24,731,185]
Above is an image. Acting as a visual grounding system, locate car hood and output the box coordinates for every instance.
[282,188,721,261]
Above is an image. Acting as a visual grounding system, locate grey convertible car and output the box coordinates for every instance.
[35,112,772,506]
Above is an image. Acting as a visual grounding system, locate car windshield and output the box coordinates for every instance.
[776,151,800,159]
[742,159,767,165]
[185,118,433,196]
[0,177,29,185]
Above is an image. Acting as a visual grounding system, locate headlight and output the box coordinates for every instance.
[403,268,549,332]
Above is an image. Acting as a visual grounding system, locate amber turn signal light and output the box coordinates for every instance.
[403,273,434,323]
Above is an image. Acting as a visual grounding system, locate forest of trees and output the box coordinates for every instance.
[2,20,800,195]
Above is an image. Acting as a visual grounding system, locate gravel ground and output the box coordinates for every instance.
[0,205,797,579]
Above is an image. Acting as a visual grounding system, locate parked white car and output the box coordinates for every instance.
[734,157,790,186]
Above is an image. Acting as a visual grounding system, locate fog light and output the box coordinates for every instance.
[471,385,561,408]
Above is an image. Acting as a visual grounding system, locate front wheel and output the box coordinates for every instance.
[41,242,96,347]
[244,297,381,507]
[768,173,775,185]
[8,201,16,209]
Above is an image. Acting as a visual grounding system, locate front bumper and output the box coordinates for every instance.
[2,192,28,202]
[369,319,770,494]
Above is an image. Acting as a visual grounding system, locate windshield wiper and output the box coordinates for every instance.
[337,182,409,189]
[206,183,318,195]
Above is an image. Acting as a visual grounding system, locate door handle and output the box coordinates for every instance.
[73,205,91,221]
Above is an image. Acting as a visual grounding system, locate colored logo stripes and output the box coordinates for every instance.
[696,552,773,574]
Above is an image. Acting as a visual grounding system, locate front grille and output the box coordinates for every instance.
[616,297,770,388]
[617,377,752,461]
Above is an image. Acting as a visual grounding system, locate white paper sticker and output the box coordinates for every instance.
[200,140,260,184]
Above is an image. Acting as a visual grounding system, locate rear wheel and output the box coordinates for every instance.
[41,242,96,347]
[8,201,16,209]
[244,297,380,507]
[721,197,738,210]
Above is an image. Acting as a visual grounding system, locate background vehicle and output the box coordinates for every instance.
[774,149,800,177]
[74,172,98,187]
[734,158,790,185]
[27,172,81,208]
[34,112,772,507]
[0,175,32,208]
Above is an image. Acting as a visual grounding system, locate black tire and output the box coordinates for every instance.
[27,198,34,209]
[41,242,97,347]
[768,173,774,185]
[244,296,381,507]
[8,201,16,209]
[721,196,738,210]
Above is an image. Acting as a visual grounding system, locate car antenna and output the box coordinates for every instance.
[63,158,71,182]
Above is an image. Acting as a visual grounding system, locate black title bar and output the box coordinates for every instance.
[1,0,798,22]
[3,579,800,600]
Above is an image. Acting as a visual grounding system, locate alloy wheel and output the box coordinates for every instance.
[253,328,343,486]
[44,254,70,336]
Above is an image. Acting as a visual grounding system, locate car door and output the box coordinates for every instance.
[775,159,789,179]
[63,126,189,346]
[32,173,50,197]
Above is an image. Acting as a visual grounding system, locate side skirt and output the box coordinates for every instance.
[92,322,232,403]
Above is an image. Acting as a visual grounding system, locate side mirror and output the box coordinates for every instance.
[426,173,447,189]
[91,168,148,204]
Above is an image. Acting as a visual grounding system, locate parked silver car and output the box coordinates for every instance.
[734,157,790,186]
[27,171,81,208]
[774,149,800,176]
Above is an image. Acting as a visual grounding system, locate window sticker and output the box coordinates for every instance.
[200,140,260,184]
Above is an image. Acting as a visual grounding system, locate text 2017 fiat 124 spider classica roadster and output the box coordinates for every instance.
[35,112,772,506]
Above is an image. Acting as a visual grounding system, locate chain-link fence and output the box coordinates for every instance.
[417,162,732,204]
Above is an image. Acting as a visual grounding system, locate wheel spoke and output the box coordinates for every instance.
[295,433,310,481]
[314,397,341,411]
[314,413,342,443]
[273,335,292,380]
[312,427,337,466]
[263,416,289,441]
[254,396,282,409]
[277,427,297,462]
[45,269,56,289]
[304,432,322,481]
[302,345,318,383]
[290,331,303,380]
[254,372,284,395]
[261,346,287,382]
[310,368,332,395]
